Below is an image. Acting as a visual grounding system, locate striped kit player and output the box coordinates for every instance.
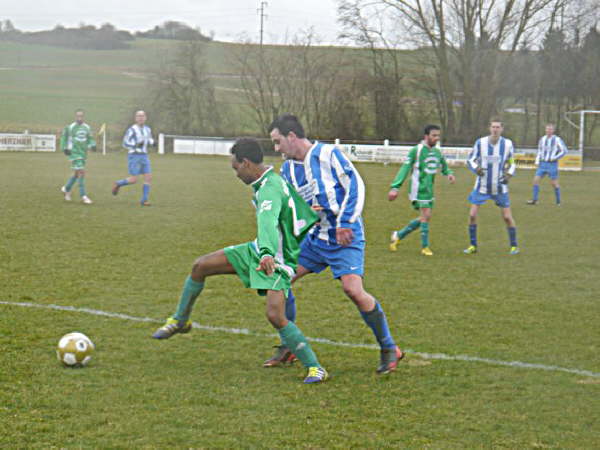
[527,123,567,206]
[464,119,520,255]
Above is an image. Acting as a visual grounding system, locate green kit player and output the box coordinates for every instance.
[388,125,455,256]
[152,138,328,384]
[60,109,96,204]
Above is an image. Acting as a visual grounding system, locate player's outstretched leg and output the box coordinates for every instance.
[266,290,327,384]
[112,176,135,196]
[342,275,404,374]
[390,219,420,251]
[263,289,298,367]
[153,250,235,339]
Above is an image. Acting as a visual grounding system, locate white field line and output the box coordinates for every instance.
[2,300,599,379]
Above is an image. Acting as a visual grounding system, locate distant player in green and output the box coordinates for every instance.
[60,109,96,204]
[152,138,328,384]
[388,125,455,256]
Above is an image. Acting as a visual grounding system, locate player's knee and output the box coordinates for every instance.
[265,308,286,328]
[342,283,362,302]
[191,256,209,278]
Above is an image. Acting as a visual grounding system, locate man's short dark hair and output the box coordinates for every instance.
[424,124,441,136]
[268,114,306,138]
[231,138,264,164]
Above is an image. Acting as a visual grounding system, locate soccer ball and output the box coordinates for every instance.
[56,332,95,367]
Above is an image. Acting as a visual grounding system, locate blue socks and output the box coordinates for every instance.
[398,219,421,239]
[116,179,129,187]
[533,184,560,204]
[141,183,150,203]
[532,184,540,201]
[65,176,77,192]
[360,302,396,350]
[78,177,86,197]
[173,276,204,322]
[420,222,429,248]
[285,289,296,323]
[508,227,518,247]
[469,224,477,246]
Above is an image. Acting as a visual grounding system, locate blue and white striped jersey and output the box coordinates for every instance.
[123,124,154,154]
[536,135,567,164]
[303,141,365,246]
[468,136,516,195]
[280,159,313,205]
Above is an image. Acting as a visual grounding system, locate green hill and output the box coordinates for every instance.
[0,39,372,137]
[0,39,240,134]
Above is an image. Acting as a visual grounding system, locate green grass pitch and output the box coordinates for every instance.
[1,152,599,448]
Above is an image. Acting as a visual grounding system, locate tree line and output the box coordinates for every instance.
[0,20,210,50]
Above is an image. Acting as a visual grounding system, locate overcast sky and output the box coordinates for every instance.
[0,0,341,44]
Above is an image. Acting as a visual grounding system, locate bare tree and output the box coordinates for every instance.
[145,39,224,136]
[232,30,351,137]
[339,0,580,141]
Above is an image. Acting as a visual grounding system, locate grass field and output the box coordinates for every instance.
[1,151,599,448]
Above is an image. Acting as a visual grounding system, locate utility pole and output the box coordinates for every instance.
[258,1,268,46]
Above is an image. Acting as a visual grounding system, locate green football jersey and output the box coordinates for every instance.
[252,167,318,275]
[60,122,96,160]
[390,143,452,202]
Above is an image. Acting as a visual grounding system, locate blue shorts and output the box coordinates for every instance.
[128,153,151,175]
[298,236,364,279]
[535,161,559,180]
[468,190,510,208]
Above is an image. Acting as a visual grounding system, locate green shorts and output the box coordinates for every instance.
[411,199,434,210]
[224,241,291,296]
[70,159,86,170]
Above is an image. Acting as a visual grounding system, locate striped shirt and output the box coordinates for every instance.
[536,135,567,164]
[123,124,154,154]
[280,159,313,205]
[468,136,516,195]
[303,141,365,246]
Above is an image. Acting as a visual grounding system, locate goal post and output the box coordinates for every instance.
[565,109,600,155]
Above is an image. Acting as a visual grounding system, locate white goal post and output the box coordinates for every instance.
[0,133,56,152]
[564,109,600,154]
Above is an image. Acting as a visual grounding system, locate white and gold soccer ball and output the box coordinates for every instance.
[56,332,95,367]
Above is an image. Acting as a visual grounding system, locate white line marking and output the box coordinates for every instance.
[2,300,599,379]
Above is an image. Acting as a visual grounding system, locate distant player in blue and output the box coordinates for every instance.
[464,119,519,255]
[268,114,404,375]
[112,110,155,206]
[527,124,567,206]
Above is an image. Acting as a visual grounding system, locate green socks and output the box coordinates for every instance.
[398,219,421,239]
[65,176,77,191]
[420,222,430,248]
[78,177,86,197]
[278,322,320,368]
[173,276,205,322]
